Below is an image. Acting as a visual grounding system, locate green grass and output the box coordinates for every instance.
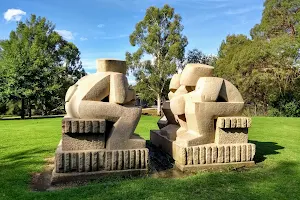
[0,116,300,200]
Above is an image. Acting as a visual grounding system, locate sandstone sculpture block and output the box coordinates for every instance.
[55,142,149,173]
[52,59,148,184]
[215,117,251,144]
[150,63,256,171]
[62,118,106,134]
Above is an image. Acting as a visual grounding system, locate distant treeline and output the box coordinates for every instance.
[1,1,300,118]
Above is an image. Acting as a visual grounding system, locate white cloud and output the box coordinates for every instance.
[4,9,26,22]
[97,24,105,28]
[80,37,88,41]
[225,6,263,15]
[55,29,74,40]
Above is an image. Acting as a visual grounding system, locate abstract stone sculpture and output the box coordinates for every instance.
[52,59,148,184]
[151,63,255,172]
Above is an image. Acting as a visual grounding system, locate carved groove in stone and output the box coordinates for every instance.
[62,119,106,134]
[175,144,255,167]
[55,149,148,173]
[217,117,251,128]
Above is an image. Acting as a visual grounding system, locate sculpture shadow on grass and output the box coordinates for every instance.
[148,139,285,173]
[249,140,284,163]
[62,160,300,200]
[1,147,52,162]
[0,147,54,180]
[146,141,175,172]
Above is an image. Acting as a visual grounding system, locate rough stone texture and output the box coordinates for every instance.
[150,130,174,156]
[168,65,245,147]
[61,118,106,151]
[169,74,181,91]
[180,64,214,86]
[62,134,105,151]
[175,161,255,172]
[151,129,255,171]
[62,118,106,134]
[53,59,148,184]
[160,124,179,140]
[168,66,215,137]
[151,130,255,159]
[216,117,251,129]
[55,143,148,173]
[79,102,145,150]
[96,59,127,74]
[215,117,251,144]
[150,63,256,172]
[51,169,148,185]
[180,77,245,146]
[157,116,168,129]
[173,142,255,166]
[63,59,146,150]
[161,101,178,125]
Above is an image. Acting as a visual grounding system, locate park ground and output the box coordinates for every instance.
[0,116,300,200]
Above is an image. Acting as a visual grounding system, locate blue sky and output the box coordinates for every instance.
[0,0,264,84]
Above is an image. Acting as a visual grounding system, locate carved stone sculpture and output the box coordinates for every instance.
[151,63,255,171]
[52,59,148,184]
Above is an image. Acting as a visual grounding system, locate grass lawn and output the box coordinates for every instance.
[0,116,300,200]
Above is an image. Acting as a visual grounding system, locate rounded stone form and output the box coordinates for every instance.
[169,74,181,90]
[180,64,214,86]
[96,59,127,74]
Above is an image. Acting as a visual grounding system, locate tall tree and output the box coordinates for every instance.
[215,0,300,116]
[250,0,300,40]
[0,14,85,118]
[126,4,188,115]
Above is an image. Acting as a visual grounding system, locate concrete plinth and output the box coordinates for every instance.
[175,161,255,172]
[51,168,148,185]
[150,129,255,172]
[52,141,149,184]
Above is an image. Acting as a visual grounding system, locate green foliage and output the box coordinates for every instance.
[126,4,188,115]
[1,117,300,199]
[134,75,170,105]
[251,0,300,40]
[186,48,217,66]
[215,1,300,116]
[0,14,85,117]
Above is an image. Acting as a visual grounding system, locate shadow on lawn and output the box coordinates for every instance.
[47,161,299,200]
[249,140,284,163]
[0,147,53,176]
[2,147,51,161]
[146,141,175,172]
[147,139,285,167]
[2,145,300,199]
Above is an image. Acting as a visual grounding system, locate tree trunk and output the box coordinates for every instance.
[157,94,161,116]
[27,100,32,118]
[21,98,25,119]
[42,104,47,116]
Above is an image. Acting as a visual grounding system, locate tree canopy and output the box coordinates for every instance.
[186,48,217,66]
[0,14,85,118]
[126,4,188,115]
[215,0,300,116]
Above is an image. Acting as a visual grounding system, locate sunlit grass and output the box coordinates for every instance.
[0,116,299,200]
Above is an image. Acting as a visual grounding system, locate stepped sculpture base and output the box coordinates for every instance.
[150,129,255,172]
[52,168,148,184]
[175,161,255,172]
[52,141,149,184]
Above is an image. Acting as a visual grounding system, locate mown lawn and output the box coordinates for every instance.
[0,116,299,200]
